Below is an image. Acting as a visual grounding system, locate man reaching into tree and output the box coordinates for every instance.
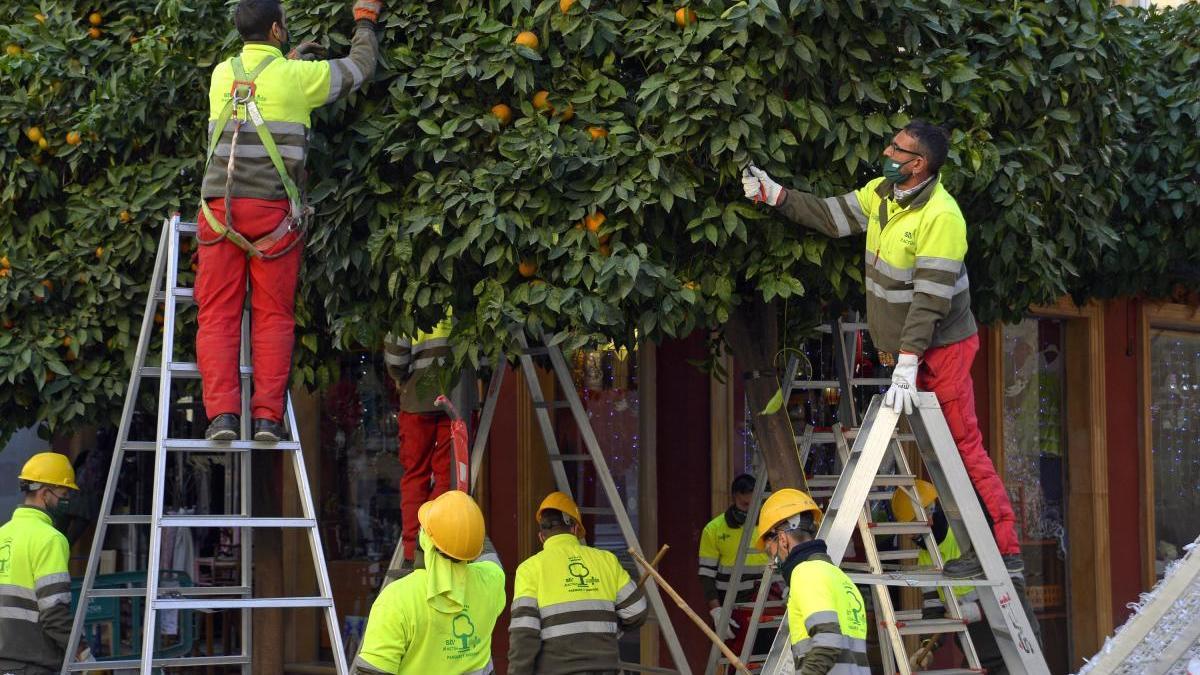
[741,121,1022,580]
[196,0,381,442]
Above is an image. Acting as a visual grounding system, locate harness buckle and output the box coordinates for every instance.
[230,80,257,107]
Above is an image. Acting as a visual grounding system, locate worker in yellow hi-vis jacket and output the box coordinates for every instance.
[508,492,648,674]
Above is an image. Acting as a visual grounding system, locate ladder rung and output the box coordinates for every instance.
[141,363,252,379]
[178,221,199,235]
[877,549,923,561]
[791,380,841,389]
[154,596,332,610]
[914,670,985,674]
[155,288,195,303]
[847,571,1001,587]
[807,474,917,488]
[533,401,571,409]
[123,439,301,452]
[521,346,550,356]
[160,516,316,528]
[576,506,614,516]
[89,585,251,598]
[843,427,917,442]
[850,378,891,387]
[735,600,786,609]
[867,521,932,536]
[809,489,894,501]
[67,654,250,671]
[547,453,593,462]
[893,617,970,636]
[108,515,151,525]
[840,322,870,332]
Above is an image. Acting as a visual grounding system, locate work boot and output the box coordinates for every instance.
[943,551,1025,580]
[252,418,285,443]
[205,414,239,441]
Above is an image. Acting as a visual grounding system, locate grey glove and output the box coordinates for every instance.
[287,41,327,61]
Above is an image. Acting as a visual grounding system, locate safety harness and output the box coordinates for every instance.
[198,55,309,259]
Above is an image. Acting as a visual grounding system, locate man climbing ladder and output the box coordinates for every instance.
[197,0,382,442]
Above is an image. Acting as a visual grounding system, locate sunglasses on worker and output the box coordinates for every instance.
[886,142,924,158]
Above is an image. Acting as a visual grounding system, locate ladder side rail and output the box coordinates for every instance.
[469,362,507,495]
[735,567,777,666]
[62,221,172,675]
[284,393,350,675]
[511,332,572,493]
[832,319,858,424]
[238,303,253,674]
[139,215,185,673]
[908,392,1051,675]
[541,336,692,675]
[705,460,772,674]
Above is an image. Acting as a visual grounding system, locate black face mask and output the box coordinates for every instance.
[725,505,748,528]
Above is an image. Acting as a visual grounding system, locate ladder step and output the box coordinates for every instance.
[866,521,932,536]
[155,288,195,304]
[141,362,252,379]
[160,516,316,528]
[124,439,301,452]
[108,515,151,525]
[67,654,250,671]
[807,474,917,488]
[547,453,593,462]
[844,427,917,442]
[847,571,1002,587]
[808,489,894,501]
[178,221,199,235]
[89,585,252,598]
[877,549,923,561]
[154,596,333,610]
[915,670,984,674]
[791,380,841,389]
[576,506,615,516]
[893,617,970,636]
[533,400,571,410]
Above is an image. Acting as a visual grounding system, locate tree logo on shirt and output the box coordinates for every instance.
[0,539,10,574]
[564,555,600,591]
[843,582,866,631]
[443,611,480,656]
[902,230,914,244]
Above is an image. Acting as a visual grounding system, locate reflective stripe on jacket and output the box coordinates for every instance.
[202,23,379,201]
[0,507,72,671]
[776,175,977,356]
[353,559,505,674]
[698,512,768,603]
[508,534,648,674]
[787,558,870,675]
[384,317,455,414]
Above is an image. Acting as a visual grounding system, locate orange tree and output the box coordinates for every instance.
[0,0,1190,476]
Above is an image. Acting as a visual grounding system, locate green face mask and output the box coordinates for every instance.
[882,156,916,182]
[46,490,72,521]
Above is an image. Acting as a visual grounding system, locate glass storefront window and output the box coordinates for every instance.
[1148,328,1200,580]
[1001,318,1070,673]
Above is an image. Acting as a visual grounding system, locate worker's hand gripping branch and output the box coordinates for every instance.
[741,165,784,206]
[883,352,920,415]
[353,0,383,23]
[287,41,327,61]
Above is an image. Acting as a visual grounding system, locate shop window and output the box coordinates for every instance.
[1001,318,1070,673]
[1147,328,1200,580]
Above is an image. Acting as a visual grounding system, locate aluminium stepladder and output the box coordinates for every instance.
[465,329,693,675]
[758,394,1050,675]
[63,215,348,674]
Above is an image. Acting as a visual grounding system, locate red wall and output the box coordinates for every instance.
[484,368,521,674]
[654,334,715,670]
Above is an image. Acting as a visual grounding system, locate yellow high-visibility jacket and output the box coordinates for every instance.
[0,507,73,671]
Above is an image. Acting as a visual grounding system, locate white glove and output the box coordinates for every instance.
[883,353,920,415]
[741,165,783,206]
[709,606,739,640]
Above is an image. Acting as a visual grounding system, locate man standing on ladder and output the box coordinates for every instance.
[699,474,777,653]
[384,315,457,569]
[756,488,869,675]
[742,120,1024,580]
[508,492,649,674]
[197,0,382,443]
[0,453,79,674]
[353,491,506,674]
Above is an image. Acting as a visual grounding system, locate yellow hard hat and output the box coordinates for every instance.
[417,490,484,561]
[536,491,586,537]
[756,488,823,547]
[892,479,937,523]
[19,452,79,490]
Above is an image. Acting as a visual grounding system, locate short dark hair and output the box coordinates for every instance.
[539,509,576,534]
[234,0,283,41]
[731,474,756,495]
[903,119,950,174]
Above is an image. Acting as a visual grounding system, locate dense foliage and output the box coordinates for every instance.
[1,0,1197,439]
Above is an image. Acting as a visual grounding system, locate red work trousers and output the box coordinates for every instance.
[399,411,452,559]
[195,198,302,423]
[918,333,1021,555]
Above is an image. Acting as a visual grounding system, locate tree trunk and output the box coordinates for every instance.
[724,300,809,492]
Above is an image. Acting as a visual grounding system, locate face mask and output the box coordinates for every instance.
[47,493,72,521]
[726,505,747,528]
[882,156,916,182]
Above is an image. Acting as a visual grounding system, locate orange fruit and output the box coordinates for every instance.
[675,7,697,27]
[25,127,43,143]
[1,255,9,269]
[62,336,72,347]
[514,31,539,50]
[559,0,577,13]
[684,281,700,290]
[66,131,82,145]
[37,137,48,150]
[559,103,575,122]
[34,12,46,23]
[66,350,77,362]
[88,11,102,26]
[584,212,606,232]
[41,279,54,292]
[45,371,56,383]
[518,259,538,278]
[598,243,612,257]
[0,269,10,279]
[5,44,22,56]
[587,126,608,140]
[129,34,138,44]
[87,27,101,39]
[491,103,513,126]
[154,312,164,325]
[95,246,104,258]
[532,90,553,113]
[119,210,131,223]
